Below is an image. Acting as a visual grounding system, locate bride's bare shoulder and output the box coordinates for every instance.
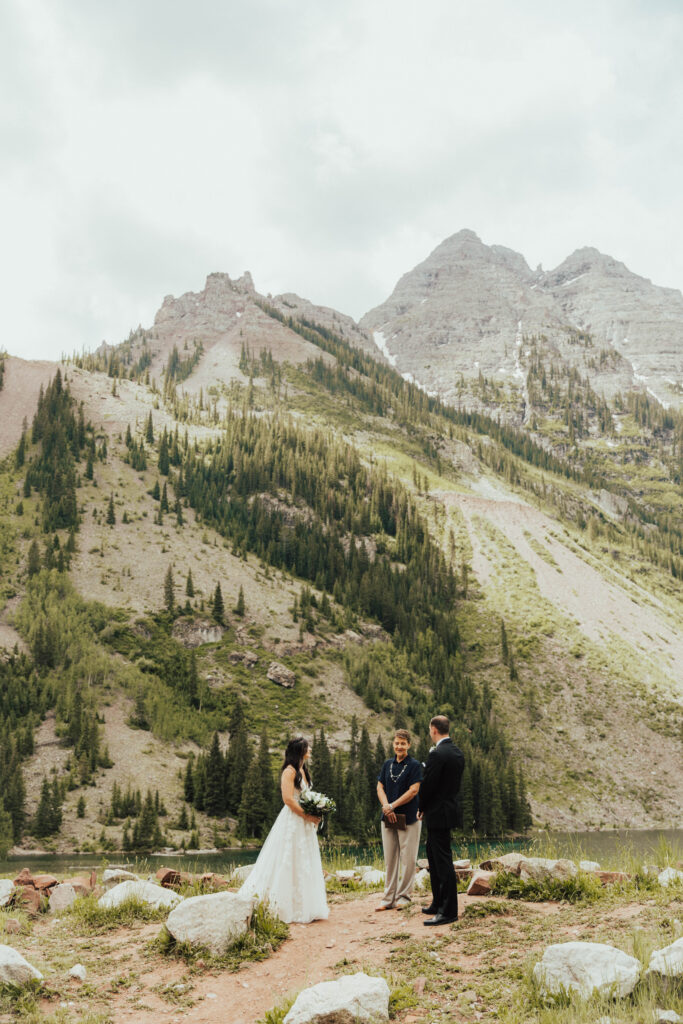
[282,764,296,777]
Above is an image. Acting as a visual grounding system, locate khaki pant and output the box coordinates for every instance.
[380,819,422,906]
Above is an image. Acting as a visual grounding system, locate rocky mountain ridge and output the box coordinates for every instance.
[360,229,683,410]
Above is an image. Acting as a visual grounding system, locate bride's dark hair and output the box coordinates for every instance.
[281,736,311,790]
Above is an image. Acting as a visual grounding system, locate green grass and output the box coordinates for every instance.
[62,894,171,934]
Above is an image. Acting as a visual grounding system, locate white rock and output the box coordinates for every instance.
[230,864,254,884]
[69,964,87,981]
[98,880,182,910]
[647,937,683,978]
[353,865,374,874]
[334,870,357,881]
[101,868,140,890]
[0,880,14,907]
[166,892,255,955]
[658,868,683,887]
[654,1010,682,1024]
[533,941,641,999]
[283,972,390,1024]
[49,883,78,913]
[579,860,601,872]
[361,869,386,886]
[453,859,471,869]
[414,869,430,891]
[0,945,43,986]
[519,857,578,882]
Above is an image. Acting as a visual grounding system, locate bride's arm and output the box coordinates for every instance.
[281,766,320,824]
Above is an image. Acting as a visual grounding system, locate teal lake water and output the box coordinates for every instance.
[1,828,680,877]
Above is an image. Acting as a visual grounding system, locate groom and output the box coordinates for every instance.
[417,715,465,926]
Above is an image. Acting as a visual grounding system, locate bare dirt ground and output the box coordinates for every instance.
[27,891,563,1024]
[0,357,57,458]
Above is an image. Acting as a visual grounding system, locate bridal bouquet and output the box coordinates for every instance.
[300,790,336,832]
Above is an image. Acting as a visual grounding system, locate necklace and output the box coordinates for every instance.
[389,757,409,783]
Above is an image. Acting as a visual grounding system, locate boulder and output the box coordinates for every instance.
[67,871,97,895]
[455,867,473,881]
[417,858,429,871]
[12,887,42,915]
[156,868,183,888]
[0,880,14,907]
[98,880,182,910]
[579,860,601,872]
[12,868,34,888]
[0,945,43,986]
[166,892,254,954]
[453,859,471,869]
[647,937,683,979]
[198,872,230,890]
[334,870,357,881]
[414,869,430,892]
[69,964,87,981]
[49,883,78,913]
[267,661,296,688]
[102,868,140,890]
[467,870,494,896]
[283,972,391,1024]
[595,871,631,886]
[479,852,525,874]
[658,868,683,888]
[243,651,259,668]
[655,1011,682,1024]
[31,874,58,892]
[533,942,641,999]
[361,869,385,886]
[518,857,578,882]
[4,920,21,936]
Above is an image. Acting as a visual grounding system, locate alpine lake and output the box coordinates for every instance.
[1,827,681,878]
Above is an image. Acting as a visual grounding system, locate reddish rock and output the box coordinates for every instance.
[13,886,42,915]
[5,919,21,935]
[455,867,473,881]
[31,874,58,892]
[156,868,182,888]
[13,868,34,887]
[595,870,631,886]
[466,870,494,896]
[67,872,96,895]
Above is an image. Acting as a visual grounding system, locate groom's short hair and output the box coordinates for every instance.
[394,729,411,743]
[430,715,449,735]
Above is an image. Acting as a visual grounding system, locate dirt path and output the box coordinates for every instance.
[99,891,518,1023]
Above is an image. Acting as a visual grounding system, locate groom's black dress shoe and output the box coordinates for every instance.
[421,906,437,915]
[424,913,458,926]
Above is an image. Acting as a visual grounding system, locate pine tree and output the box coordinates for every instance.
[185,569,194,598]
[313,729,332,799]
[158,429,170,475]
[161,482,169,513]
[77,795,86,818]
[234,585,245,617]
[146,412,154,445]
[164,565,175,614]
[238,758,267,838]
[212,582,224,625]
[27,539,41,577]
[106,493,116,525]
[183,757,195,803]
[0,804,14,858]
[500,618,509,665]
[34,778,54,837]
[205,733,225,816]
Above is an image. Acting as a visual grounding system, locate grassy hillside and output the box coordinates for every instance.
[0,314,681,855]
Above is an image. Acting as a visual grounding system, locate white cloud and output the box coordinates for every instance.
[1,0,683,357]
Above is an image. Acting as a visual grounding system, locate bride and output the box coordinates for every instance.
[238,736,329,923]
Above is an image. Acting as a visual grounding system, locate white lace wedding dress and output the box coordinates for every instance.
[238,782,329,923]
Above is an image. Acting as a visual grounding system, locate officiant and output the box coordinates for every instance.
[375,728,423,911]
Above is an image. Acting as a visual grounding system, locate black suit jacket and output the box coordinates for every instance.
[418,738,465,829]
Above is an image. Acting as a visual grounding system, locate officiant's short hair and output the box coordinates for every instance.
[430,715,449,735]
[394,729,411,743]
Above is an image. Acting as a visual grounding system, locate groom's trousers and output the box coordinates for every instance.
[380,820,422,906]
[426,826,458,918]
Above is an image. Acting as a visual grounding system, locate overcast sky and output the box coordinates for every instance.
[2,0,683,360]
